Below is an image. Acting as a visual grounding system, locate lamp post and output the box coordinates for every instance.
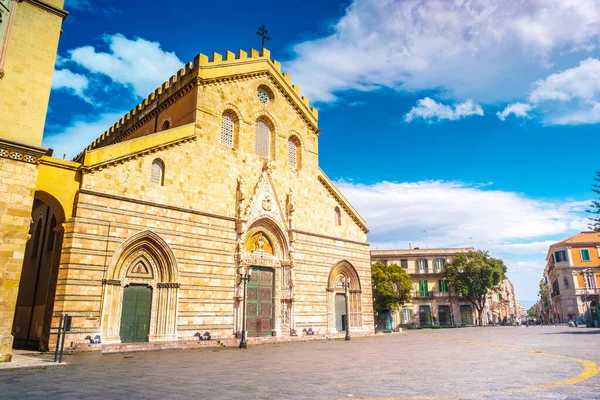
[582,268,593,327]
[239,267,252,349]
[341,277,351,341]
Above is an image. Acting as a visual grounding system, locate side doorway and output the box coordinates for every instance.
[119,285,152,343]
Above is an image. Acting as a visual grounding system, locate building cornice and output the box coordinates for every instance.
[21,0,68,20]
[0,137,47,164]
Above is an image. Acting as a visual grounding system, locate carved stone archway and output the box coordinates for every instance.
[236,217,293,337]
[327,261,362,333]
[100,230,179,343]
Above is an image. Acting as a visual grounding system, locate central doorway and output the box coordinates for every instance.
[246,267,274,337]
[120,285,152,343]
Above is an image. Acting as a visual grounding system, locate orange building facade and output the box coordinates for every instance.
[543,232,600,325]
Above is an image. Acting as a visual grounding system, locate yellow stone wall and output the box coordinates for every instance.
[0,0,65,146]
[0,158,38,361]
[0,0,65,361]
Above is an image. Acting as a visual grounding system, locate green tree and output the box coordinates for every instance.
[442,250,506,326]
[587,171,600,232]
[527,306,536,317]
[371,262,413,313]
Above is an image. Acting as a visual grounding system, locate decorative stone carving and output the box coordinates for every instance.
[157,282,180,289]
[242,164,287,233]
[262,193,273,211]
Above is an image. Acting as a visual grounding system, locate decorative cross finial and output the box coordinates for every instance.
[256,25,270,49]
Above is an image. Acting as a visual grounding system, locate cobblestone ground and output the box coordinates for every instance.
[1,326,599,400]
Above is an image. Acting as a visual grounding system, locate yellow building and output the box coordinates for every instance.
[10,48,375,353]
[0,0,67,362]
[371,247,476,328]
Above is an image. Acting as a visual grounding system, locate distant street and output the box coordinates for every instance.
[1,326,599,400]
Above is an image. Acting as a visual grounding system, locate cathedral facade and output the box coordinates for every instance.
[11,48,374,350]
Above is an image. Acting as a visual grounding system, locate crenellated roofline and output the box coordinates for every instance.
[73,48,319,162]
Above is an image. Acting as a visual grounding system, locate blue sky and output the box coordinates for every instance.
[47,0,600,306]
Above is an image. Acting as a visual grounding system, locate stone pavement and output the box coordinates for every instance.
[0,326,599,399]
[0,351,64,371]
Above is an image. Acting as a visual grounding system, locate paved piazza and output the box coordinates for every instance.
[1,327,599,400]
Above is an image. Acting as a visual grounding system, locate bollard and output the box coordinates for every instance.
[54,314,64,363]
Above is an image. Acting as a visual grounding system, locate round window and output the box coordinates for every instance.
[257,88,270,104]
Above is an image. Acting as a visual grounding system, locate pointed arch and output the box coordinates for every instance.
[107,230,178,283]
[243,217,290,262]
[101,230,179,343]
[327,260,361,291]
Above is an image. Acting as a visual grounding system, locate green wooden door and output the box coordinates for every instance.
[120,285,152,343]
[335,293,347,332]
[246,267,273,337]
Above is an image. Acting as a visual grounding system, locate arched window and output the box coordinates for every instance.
[288,136,301,170]
[220,112,234,148]
[31,218,42,259]
[161,120,170,130]
[334,206,341,226]
[151,159,164,185]
[255,119,270,159]
[563,276,569,289]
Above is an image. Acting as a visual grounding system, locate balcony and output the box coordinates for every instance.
[413,291,433,299]
[414,269,443,275]
[575,288,600,296]
[412,291,448,299]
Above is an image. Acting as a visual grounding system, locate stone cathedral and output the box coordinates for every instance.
[10,48,374,351]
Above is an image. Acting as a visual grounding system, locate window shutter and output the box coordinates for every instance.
[424,280,428,295]
[0,0,11,50]
[288,137,297,169]
[418,280,423,295]
[255,119,270,159]
[581,249,590,261]
[220,112,234,148]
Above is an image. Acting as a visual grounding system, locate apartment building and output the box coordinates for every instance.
[371,247,476,328]
[543,232,600,325]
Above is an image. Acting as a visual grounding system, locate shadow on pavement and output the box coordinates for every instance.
[544,330,600,335]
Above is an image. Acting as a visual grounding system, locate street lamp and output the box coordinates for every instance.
[341,277,351,341]
[239,266,252,349]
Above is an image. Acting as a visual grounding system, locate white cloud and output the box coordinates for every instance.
[65,34,183,98]
[43,111,127,160]
[496,102,533,121]
[405,98,483,123]
[52,69,90,102]
[530,58,600,104]
[337,180,588,300]
[519,58,600,125]
[286,0,600,104]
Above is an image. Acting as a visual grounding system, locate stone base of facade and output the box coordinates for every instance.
[58,330,375,355]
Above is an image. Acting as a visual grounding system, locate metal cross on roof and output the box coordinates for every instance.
[256,25,270,49]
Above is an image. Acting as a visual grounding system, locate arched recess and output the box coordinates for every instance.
[100,230,179,343]
[327,260,362,333]
[237,217,292,337]
[12,192,66,351]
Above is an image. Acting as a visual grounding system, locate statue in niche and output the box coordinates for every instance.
[254,233,266,252]
[287,189,295,230]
